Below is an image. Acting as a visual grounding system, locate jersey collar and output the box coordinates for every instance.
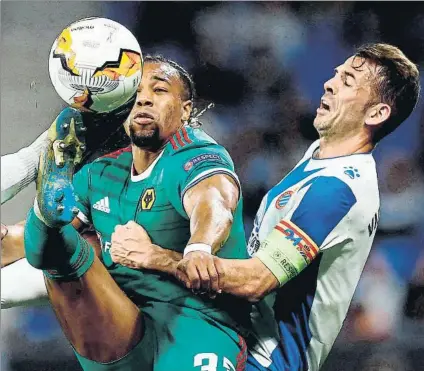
[131,150,165,182]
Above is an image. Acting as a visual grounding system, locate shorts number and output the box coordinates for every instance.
[194,353,235,371]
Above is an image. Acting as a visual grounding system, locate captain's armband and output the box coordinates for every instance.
[254,220,319,286]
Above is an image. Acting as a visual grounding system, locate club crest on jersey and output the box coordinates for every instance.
[275,190,293,209]
[141,188,156,210]
[183,153,222,171]
[275,220,319,264]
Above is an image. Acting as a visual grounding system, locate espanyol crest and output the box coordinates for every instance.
[275,190,293,209]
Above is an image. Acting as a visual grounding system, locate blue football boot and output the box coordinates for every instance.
[36,107,87,227]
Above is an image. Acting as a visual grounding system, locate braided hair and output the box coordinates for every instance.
[144,55,214,127]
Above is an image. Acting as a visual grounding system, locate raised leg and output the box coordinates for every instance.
[24,108,145,365]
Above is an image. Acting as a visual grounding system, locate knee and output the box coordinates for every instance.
[72,315,144,363]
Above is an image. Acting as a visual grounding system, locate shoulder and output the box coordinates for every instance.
[286,176,357,246]
[299,175,357,214]
[76,146,132,181]
[90,145,133,169]
[320,154,379,208]
[165,126,223,154]
[164,126,233,167]
[296,154,380,226]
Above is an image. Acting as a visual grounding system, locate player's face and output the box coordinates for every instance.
[314,56,378,138]
[127,62,192,150]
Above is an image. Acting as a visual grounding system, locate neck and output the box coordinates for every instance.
[317,131,374,159]
[131,145,163,175]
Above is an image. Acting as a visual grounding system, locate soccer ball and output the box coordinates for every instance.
[48,17,142,113]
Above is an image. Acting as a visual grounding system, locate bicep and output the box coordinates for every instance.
[182,173,240,218]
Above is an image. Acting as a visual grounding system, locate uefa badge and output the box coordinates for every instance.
[184,160,194,171]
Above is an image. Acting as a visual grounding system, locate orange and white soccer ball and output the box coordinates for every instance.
[49,17,142,113]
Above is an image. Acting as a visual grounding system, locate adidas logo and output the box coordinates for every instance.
[93,197,110,213]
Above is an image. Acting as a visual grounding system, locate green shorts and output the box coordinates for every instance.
[75,301,247,371]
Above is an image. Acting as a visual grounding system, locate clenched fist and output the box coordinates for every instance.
[110,221,158,270]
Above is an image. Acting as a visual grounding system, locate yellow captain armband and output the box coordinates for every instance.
[254,220,319,286]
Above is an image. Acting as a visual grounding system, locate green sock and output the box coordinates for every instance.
[25,207,94,281]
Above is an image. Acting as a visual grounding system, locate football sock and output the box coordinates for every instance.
[24,207,94,281]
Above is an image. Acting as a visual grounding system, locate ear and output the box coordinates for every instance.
[181,100,193,122]
[365,103,391,127]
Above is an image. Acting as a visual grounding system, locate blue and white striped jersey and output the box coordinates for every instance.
[247,140,380,371]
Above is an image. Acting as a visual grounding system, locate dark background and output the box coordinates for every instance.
[1,2,424,370]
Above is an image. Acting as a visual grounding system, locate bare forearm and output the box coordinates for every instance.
[218,257,279,302]
[146,245,182,275]
[1,223,26,267]
[188,198,233,254]
[112,241,182,276]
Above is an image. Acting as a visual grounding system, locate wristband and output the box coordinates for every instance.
[183,243,212,257]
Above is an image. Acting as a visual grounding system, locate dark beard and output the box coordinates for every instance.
[129,125,163,151]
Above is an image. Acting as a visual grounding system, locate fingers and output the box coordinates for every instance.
[184,260,201,290]
[207,261,220,295]
[175,268,191,288]
[176,252,224,297]
[113,224,126,234]
[125,220,138,228]
[110,245,126,263]
[212,256,225,290]
[113,222,151,244]
[196,261,211,292]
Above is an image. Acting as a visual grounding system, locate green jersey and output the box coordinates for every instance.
[73,125,250,333]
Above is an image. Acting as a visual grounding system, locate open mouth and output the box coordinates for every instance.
[320,99,330,111]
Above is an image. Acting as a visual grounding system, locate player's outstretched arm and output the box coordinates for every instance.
[215,176,359,301]
[183,173,239,252]
[1,222,26,268]
[109,220,278,302]
[210,257,278,302]
[210,215,323,302]
[108,220,278,302]
[1,131,48,205]
[176,173,240,292]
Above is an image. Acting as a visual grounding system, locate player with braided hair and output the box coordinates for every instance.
[3,55,250,371]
